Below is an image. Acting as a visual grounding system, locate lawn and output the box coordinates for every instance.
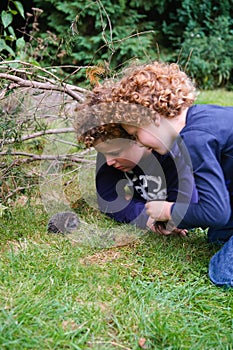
[0,90,233,350]
[196,89,233,106]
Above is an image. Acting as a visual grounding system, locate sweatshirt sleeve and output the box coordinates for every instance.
[96,153,149,228]
[171,130,231,229]
[156,152,179,202]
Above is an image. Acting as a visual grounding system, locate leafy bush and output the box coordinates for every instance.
[1,0,233,88]
[0,0,26,58]
[31,0,159,78]
[162,0,233,89]
[179,19,233,90]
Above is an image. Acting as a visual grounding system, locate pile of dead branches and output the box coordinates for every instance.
[0,60,95,203]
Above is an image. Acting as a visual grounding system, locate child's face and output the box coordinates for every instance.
[122,122,175,155]
[95,138,150,172]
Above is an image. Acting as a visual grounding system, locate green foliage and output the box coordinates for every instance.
[29,0,233,88]
[2,0,233,88]
[31,0,159,79]
[0,0,26,58]
[180,22,233,89]
[162,0,233,89]
[0,102,24,143]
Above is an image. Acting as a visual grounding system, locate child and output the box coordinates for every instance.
[76,122,197,236]
[77,61,233,287]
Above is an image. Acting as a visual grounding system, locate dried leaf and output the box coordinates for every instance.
[138,337,147,349]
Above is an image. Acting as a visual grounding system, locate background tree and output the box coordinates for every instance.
[1,0,233,89]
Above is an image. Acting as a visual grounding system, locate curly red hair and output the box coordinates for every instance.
[74,61,197,143]
[94,61,196,119]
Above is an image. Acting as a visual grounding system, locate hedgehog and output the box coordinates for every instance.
[47,211,80,234]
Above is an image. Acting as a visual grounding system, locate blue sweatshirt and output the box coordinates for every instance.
[172,104,233,229]
[96,146,197,228]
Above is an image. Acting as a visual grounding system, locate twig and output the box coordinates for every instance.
[0,65,89,94]
[0,151,95,164]
[48,138,79,148]
[97,0,114,52]
[0,73,85,102]
[0,59,68,84]
[4,186,31,200]
[1,127,75,145]
[184,48,194,72]
[89,30,155,65]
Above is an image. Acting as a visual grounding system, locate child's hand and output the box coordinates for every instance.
[153,221,188,237]
[147,217,187,237]
[145,201,173,222]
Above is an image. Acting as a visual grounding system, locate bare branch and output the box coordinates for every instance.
[0,151,95,164]
[1,128,75,145]
[0,64,89,94]
[4,186,31,200]
[0,73,85,102]
[0,60,75,84]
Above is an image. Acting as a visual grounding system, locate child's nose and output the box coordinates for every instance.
[106,156,115,166]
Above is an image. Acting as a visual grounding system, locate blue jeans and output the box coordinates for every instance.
[208,215,233,287]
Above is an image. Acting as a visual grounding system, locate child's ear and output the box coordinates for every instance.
[154,114,161,127]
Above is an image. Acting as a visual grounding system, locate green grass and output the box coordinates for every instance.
[1,206,233,349]
[1,90,233,349]
[196,89,233,106]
